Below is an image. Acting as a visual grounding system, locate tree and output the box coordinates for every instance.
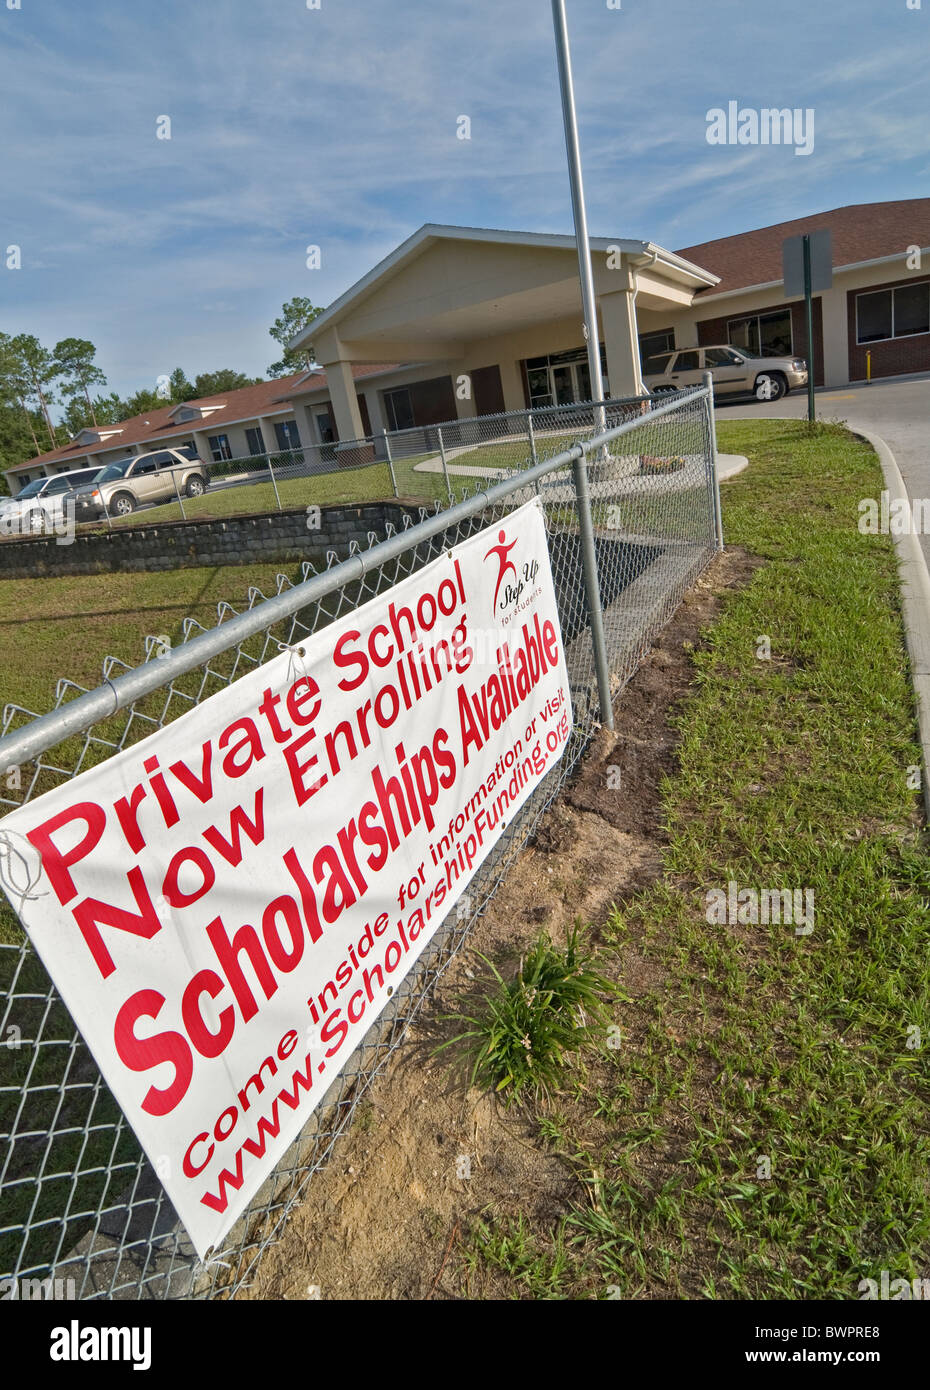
[0,399,49,487]
[0,332,41,455]
[268,297,324,377]
[121,387,168,418]
[10,334,60,448]
[169,367,196,402]
[192,368,259,397]
[53,338,107,428]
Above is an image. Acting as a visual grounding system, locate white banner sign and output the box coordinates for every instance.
[0,500,572,1259]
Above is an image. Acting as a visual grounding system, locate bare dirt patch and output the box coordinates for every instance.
[239,547,758,1302]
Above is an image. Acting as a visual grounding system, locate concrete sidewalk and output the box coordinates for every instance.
[412,445,748,486]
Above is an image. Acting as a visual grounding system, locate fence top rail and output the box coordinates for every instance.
[372,390,654,446]
[0,385,707,775]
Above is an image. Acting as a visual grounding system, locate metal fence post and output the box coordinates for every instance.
[383,430,399,499]
[266,453,283,511]
[170,466,187,521]
[437,427,454,507]
[527,411,542,498]
[702,371,724,550]
[571,447,614,731]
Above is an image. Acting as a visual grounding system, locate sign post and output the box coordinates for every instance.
[782,229,832,424]
[802,235,816,423]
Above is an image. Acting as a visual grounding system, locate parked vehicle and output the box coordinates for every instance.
[643,345,808,401]
[0,467,103,535]
[71,447,210,520]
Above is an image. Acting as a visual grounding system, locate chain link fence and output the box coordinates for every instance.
[0,384,720,1300]
[76,393,661,533]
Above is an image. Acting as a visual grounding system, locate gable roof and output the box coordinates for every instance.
[289,223,718,349]
[13,363,395,473]
[676,199,930,298]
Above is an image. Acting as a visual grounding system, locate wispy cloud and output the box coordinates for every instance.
[0,0,925,399]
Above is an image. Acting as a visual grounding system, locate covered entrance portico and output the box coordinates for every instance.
[290,225,719,443]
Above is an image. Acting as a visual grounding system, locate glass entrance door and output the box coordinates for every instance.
[524,345,609,409]
[552,365,575,405]
[576,361,592,401]
[552,361,593,404]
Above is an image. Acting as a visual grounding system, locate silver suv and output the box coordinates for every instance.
[643,345,808,401]
[72,447,210,519]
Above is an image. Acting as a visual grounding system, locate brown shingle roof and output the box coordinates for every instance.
[676,199,930,298]
[16,363,397,471]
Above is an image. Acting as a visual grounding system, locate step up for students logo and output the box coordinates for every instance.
[0,499,572,1260]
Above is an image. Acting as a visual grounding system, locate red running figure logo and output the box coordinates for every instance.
[485,528,519,611]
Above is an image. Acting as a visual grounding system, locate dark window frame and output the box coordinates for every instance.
[855,281,930,345]
[274,420,302,452]
[245,427,266,457]
[207,433,233,463]
[726,308,794,358]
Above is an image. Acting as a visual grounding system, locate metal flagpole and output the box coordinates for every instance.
[552,0,613,730]
[551,0,606,434]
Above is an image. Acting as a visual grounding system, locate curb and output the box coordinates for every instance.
[851,427,930,822]
[717,453,749,482]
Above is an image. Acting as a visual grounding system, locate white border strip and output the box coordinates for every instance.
[852,427,930,820]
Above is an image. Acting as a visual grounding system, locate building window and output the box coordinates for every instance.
[274,420,301,452]
[208,434,232,462]
[639,330,675,363]
[727,309,793,357]
[245,427,266,456]
[856,282,930,344]
[522,345,610,408]
[315,411,335,445]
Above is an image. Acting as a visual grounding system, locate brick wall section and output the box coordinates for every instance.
[0,502,427,580]
[696,298,825,386]
[847,275,930,381]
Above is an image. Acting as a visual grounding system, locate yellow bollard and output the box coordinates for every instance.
[866,349,872,384]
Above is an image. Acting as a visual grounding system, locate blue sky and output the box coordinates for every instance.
[1,0,927,405]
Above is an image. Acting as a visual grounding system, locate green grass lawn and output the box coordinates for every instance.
[460,419,930,1299]
[0,562,305,716]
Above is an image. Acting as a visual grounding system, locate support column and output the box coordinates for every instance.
[600,288,644,398]
[322,359,365,442]
[819,285,849,387]
[363,388,386,437]
[497,359,526,413]
[191,429,215,463]
[257,417,278,453]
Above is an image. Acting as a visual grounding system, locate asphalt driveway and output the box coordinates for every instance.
[716,373,930,563]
